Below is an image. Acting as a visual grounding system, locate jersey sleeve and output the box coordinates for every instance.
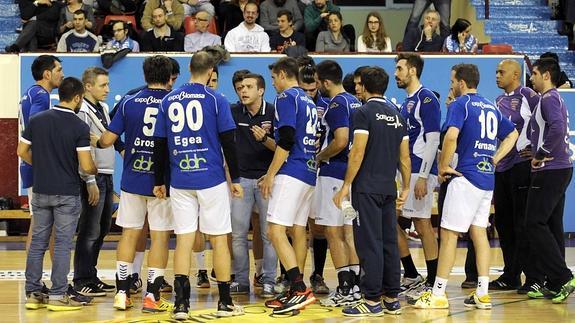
[275,91,297,130]
[216,94,236,134]
[419,90,441,133]
[352,107,369,134]
[21,119,32,144]
[443,99,466,130]
[108,98,126,136]
[496,109,515,140]
[154,99,168,138]
[76,122,91,151]
[29,90,50,118]
[324,97,350,131]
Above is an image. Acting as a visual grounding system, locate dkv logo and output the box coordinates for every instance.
[179,154,207,171]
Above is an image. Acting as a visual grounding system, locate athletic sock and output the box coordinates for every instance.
[117,261,133,281]
[477,276,489,297]
[146,268,165,300]
[286,267,306,292]
[133,252,144,276]
[194,251,205,271]
[349,264,360,285]
[217,281,232,304]
[401,255,419,278]
[312,238,328,277]
[426,258,438,285]
[432,276,448,297]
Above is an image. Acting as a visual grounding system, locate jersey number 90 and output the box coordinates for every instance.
[168,100,204,133]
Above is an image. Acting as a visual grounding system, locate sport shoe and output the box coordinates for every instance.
[113,291,133,310]
[230,282,249,295]
[25,291,47,310]
[406,282,432,304]
[461,279,478,289]
[41,283,50,295]
[320,287,358,307]
[172,276,191,320]
[383,298,402,315]
[253,273,264,288]
[310,273,330,294]
[342,299,384,317]
[551,277,575,304]
[216,301,245,317]
[74,283,106,297]
[274,275,289,294]
[413,290,449,309]
[518,281,542,295]
[489,277,520,291]
[261,283,275,298]
[273,288,316,314]
[130,274,143,294]
[528,286,558,299]
[399,274,424,295]
[160,278,173,293]
[46,295,82,311]
[142,292,174,313]
[67,284,93,305]
[95,277,115,293]
[463,291,492,309]
[172,300,189,320]
[264,291,288,308]
[196,270,210,288]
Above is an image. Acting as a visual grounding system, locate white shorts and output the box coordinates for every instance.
[402,174,438,219]
[170,182,231,235]
[441,176,493,233]
[115,191,174,231]
[314,176,351,226]
[267,174,314,227]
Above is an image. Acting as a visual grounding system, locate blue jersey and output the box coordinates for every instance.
[20,84,51,189]
[400,86,441,175]
[108,88,170,196]
[443,93,514,190]
[319,92,361,179]
[154,83,236,190]
[274,87,318,186]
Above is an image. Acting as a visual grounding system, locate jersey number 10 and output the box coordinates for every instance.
[478,110,498,140]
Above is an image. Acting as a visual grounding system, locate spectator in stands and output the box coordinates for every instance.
[5,0,61,53]
[57,10,100,52]
[403,9,446,52]
[259,0,303,33]
[269,10,305,52]
[357,11,391,53]
[141,7,185,51]
[107,20,140,52]
[527,52,573,89]
[304,0,339,51]
[315,11,349,53]
[96,0,136,15]
[217,0,250,39]
[224,1,271,52]
[141,0,184,31]
[179,0,215,16]
[184,10,221,52]
[403,0,450,41]
[443,18,477,53]
[58,0,95,35]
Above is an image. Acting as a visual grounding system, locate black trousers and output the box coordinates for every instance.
[494,161,531,283]
[524,167,573,291]
[73,175,114,285]
[352,191,400,301]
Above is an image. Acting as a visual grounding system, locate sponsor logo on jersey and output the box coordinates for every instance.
[423,97,432,104]
[132,156,154,172]
[376,113,404,128]
[476,158,493,173]
[406,101,415,113]
[179,153,207,171]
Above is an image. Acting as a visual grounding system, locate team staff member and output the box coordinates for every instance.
[230,73,278,297]
[524,58,575,303]
[333,66,410,317]
[20,77,97,311]
[491,59,539,292]
[153,51,245,319]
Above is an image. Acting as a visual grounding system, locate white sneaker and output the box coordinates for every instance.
[320,287,359,307]
[406,282,431,302]
[399,275,424,296]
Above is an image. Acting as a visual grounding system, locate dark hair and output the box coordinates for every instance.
[169,57,180,75]
[232,69,251,86]
[540,52,560,63]
[360,66,389,95]
[73,9,87,17]
[342,73,355,94]
[269,57,299,79]
[277,9,293,22]
[452,63,480,89]
[211,64,218,75]
[296,55,315,68]
[112,20,128,30]
[450,18,472,41]
[328,11,343,24]
[245,0,259,12]
[82,66,109,85]
[361,11,389,51]
[31,55,61,81]
[58,77,85,102]
[353,65,369,78]
[189,51,214,75]
[395,53,424,78]
[298,64,316,84]
[316,60,343,85]
[143,55,172,85]
[243,73,265,89]
[533,58,561,86]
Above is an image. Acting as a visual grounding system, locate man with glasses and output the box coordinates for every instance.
[107,20,140,52]
[184,10,221,53]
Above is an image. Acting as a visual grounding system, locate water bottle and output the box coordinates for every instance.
[341,200,358,221]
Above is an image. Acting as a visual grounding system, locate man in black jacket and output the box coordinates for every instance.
[141,7,184,52]
[402,9,447,52]
[6,0,61,52]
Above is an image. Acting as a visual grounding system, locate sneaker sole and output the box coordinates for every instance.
[273,296,316,314]
[142,307,169,313]
[47,305,82,311]
[197,283,210,288]
[216,310,245,317]
[343,311,385,317]
[172,312,189,320]
[78,291,107,297]
[101,288,116,293]
[25,303,46,310]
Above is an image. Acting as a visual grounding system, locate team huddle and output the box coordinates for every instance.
[18,51,574,319]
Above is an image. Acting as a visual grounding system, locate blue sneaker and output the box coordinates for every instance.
[383,299,401,315]
[342,299,384,317]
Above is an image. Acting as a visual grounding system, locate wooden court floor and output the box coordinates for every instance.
[1,247,574,322]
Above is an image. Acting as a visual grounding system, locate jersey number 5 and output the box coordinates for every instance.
[143,107,159,136]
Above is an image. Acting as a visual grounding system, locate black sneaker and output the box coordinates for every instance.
[196,270,210,288]
[517,281,542,295]
[172,277,191,320]
[172,299,189,320]
[94,277,115,293]
[216,300,245,317]
[74,283,106,297]
[67,284,93,305]
[489,277,520,290]
[272,288,316,314]
[161,278,173,293]
[41,283,50,295]
[130,273,143,294]
[461,279,478,289]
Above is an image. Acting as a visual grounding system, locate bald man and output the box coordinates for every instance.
[491,60,540,293]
